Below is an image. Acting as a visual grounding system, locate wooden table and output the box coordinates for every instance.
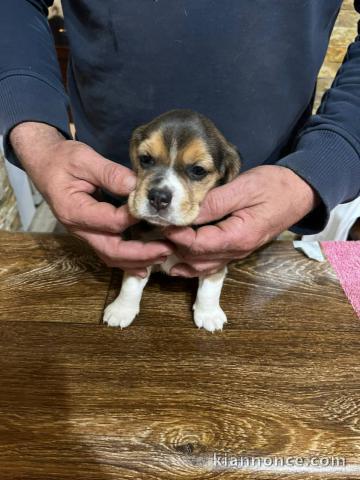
[0,231,359,480]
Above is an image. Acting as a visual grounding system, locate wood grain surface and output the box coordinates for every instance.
[0,231,111,324]
[0,232,359,479]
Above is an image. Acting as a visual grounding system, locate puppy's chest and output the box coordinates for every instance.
[129,221,179,275]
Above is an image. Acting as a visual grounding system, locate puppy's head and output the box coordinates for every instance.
[128,109,241,226]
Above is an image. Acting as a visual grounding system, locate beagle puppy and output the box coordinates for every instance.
[103,109,240,332]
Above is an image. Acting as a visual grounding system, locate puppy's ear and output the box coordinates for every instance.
[131,125,146,144]
[220,143,241,184]
[129,125,146,170]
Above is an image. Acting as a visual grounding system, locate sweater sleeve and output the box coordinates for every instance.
[277,1,360,235]
[0,0,71,168]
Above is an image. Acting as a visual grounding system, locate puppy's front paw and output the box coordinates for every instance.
[193,305,227,332]
[103,301,139,328]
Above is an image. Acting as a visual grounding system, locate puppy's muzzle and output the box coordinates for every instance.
[148,187,172,211]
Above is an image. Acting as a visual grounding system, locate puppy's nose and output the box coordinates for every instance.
[148,187,172,211]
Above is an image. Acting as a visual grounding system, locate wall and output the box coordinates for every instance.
[0,153,21,231]
[48,0,63,18]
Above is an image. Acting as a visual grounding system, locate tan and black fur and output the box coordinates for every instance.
[128,109,240,226]
[104,109,241,332]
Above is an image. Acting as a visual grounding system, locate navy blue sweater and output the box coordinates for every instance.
[1,1,360,234]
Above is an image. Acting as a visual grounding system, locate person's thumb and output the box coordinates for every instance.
[77,147,137,195]
[195,176,250,224]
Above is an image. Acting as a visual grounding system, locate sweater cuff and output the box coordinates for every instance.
[277,129,360,235]
[0,73,71,169]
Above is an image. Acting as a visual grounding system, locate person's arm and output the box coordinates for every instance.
[0,1,173,275]
[277,0,360,235]
[0,0,71,167]
[164,2,360,277]
[10,122,173,276]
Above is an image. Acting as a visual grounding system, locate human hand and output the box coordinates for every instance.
[11,122,173,277]
[164,165,319,277]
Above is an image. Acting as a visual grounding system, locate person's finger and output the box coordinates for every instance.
[170,263,226,278]
[164,216,247,255]
[178,252,235,262]
[75,229,174,262]
[194,172,260,225]
[103,259,159,269]
[122,255,169,277]
[62,194,138,233]
[112,240,174,262]
[123,268,149,279]
[103,256,168,270]
[74,147,137,196]
[170,260,227,277]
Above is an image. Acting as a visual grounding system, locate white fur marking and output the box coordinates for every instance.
[103,268,151,328]
[159,169,187,224]
[193,267,228,332]
[136,168,187,226]
[169,139,178,166]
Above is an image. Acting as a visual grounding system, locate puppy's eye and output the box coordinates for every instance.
[139,154,155,168]
[187,165,208,180]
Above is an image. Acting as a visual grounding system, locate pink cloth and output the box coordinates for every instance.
[321,241,360,319]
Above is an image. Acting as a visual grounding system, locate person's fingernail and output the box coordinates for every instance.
[170,269,180,276]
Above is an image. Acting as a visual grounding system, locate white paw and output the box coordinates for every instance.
[193,305,227,332]
[103,301,139,328]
